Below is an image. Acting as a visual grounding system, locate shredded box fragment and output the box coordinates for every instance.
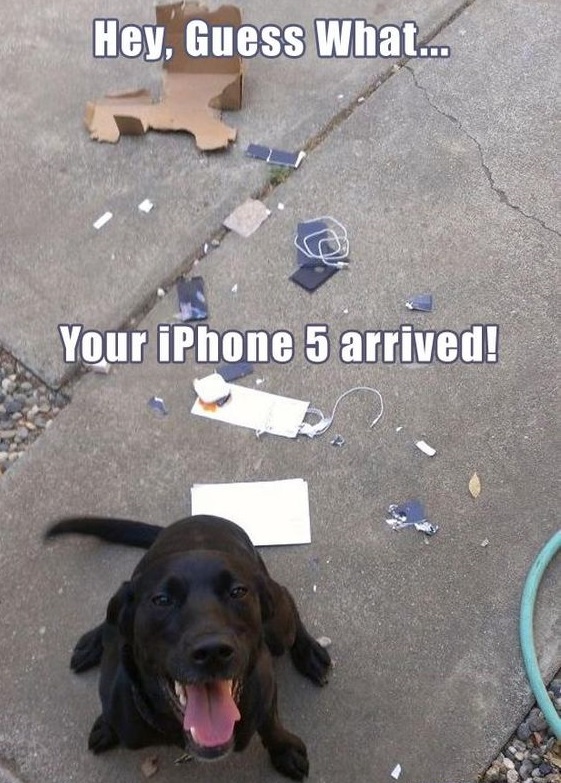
[406,294,433,312]
[177,276,208,321]
[295,217,349,268]
[223,199,271,237]
[191,478,311,546]
[147,396,169,416]
[93,211,113,230]
[246,144,305,169]
[85,3,243,151]
[290,264,338,292]
[330,435,346,447]
[191,384,309,438]
[391,763,402,780]
[217,361,253,382]
[386,500,439,536]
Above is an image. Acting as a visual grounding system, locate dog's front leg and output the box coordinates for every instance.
[258,687,309,781]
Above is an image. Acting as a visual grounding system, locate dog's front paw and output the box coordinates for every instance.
[269,734,309,781]
[71,624,103,673]
[88,715,119,754]
[291,630,332,686]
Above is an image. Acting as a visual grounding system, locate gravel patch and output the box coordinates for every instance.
[483,676,561,782]
[0,348,67,476]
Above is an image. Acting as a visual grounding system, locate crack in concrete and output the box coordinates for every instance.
[405,65,561,239]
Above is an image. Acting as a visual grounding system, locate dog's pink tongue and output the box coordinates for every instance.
[184,681,241,747]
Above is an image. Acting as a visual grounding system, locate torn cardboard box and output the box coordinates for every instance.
[85,3,243,151]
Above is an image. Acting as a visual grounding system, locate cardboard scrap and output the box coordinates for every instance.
[85,3,243,151]
[191,479,311,546]
[223,199,271,237]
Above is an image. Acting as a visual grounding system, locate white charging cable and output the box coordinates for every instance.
[298,386,384,438]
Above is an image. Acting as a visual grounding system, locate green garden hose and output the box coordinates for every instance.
[519,530,561,739]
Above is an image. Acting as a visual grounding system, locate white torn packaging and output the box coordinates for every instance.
[191,384,309,438]
[191,479,310,546]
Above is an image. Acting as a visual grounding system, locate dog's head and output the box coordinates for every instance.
[108,549,274,760]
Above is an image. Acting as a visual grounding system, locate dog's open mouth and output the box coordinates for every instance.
[169,679,241,759]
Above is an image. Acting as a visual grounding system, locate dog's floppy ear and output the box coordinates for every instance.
[106,581,135,640]
[256,575,275,623]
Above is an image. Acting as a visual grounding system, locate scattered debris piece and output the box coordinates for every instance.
[316,636,332,648]
[255,378,265,385]
[193,374,231,405]
[337,93,344,99]
[357,96,365,103]
[342,308,349,314]
[192,384,309,438]
[295,217,349,268]
[157,287,165,298]
[231,283,238,294]
[312,584,317,593]
[469,471,481,498]
[277,202,285,211]
[290,216,350,292]
[391,763,402,780]
[415,439,436,457]
[386,500,439,536]
[147,396,169,417]
[223,199,271,237]
[191,478,311,546]
[86,358,110,374]
[211,238,221,248]
[481,538,490,548]
[93,211,113,230]
[177,276,208,321]
[85,3,243,151]
[290,263,338,292]
[246,144,305,169]
[138,199,154,214]
[174,752,193,764]
[141,755,159,779]
[217,361,253,382]
[330,435,346,447]
[406,294,433,312]
[203,242,209,255]
[396,426,403,432]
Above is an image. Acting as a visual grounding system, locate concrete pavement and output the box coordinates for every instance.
[0,1,560,782]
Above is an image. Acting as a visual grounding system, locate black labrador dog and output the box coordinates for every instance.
[46,515,331,780]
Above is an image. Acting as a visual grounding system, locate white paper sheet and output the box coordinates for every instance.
[190,479,311,546]
[191,384,309,438]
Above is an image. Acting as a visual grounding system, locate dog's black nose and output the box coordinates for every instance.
[191,637,235,667]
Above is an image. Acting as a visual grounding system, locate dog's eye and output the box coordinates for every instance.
[151,593,172,607]
[230,585,248,599]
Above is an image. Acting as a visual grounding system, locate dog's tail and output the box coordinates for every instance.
[45,517,163,549]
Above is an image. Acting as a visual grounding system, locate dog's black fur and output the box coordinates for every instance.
[45,515,331,780]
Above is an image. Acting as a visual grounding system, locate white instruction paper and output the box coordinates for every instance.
[191,384,309,438]
[191,479,311,546]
